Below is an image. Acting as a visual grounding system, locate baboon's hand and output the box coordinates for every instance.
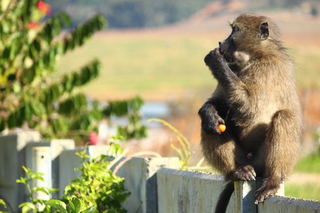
[227,165,256,181]
[199,105,225,135]
[255,179,280,204]
[204,48,228,70]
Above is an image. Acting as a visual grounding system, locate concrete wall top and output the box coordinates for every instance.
[157,168,235,213]
[258,195,320,213]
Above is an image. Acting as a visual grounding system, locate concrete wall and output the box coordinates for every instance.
[157,168,320,213]
[113,157,180,213]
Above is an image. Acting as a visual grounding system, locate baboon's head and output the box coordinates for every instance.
[219,13,281,66]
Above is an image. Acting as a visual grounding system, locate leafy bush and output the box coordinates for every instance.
[0,1,146,142]
[63,150,130,213]
[0,0,104,138]
[0,147,130,212]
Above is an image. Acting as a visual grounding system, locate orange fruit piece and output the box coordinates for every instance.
[218,124,226,133]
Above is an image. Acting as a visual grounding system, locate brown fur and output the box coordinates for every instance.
[198,13,302,210]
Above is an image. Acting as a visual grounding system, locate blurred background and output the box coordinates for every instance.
[50,0,320,162]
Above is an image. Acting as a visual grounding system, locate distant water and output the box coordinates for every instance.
[141,102,171,119]
[96,102,172,141]
[108,102,171,127]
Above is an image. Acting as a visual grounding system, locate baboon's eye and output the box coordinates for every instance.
[233,26,240,32]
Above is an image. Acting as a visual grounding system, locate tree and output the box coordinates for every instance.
[0,0,146,142]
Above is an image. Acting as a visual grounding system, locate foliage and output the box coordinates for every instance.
[63,149,130,213]
[15,166,74,213]
[12,144,130,212]
[104,96,147,141]
[0,0,104,137]
[0,0,147,142]
[147,118,191,170]
[0,199,8,212]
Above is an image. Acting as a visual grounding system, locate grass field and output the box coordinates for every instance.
[57,31,220,100]
[57,31,320,101]
[295,151,320,173]
[56,12,320,101]
[59,11,320,100]
[285,153,320,201]
[285,183,320,201]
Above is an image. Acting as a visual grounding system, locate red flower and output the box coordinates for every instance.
[28,22,39,29]
[37,1,46,11]
[36,1,51,15]
[89,131,99,145]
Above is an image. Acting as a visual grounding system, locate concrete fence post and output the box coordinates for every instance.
[234,181,257,213]
[25,140,75,199]
[113,157,180,213]
[30,146,52,201]
[0,131,41,212]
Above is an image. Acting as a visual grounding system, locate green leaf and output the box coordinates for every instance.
[0,119,6,132]
[2,47,10,60]
[7,113,17,129]
[32,187,50,195]
[19,202,36,213]
[80,206,98,213]
[51,84,61,101]
[31,102,44,116]
[24,104,32,121]
[68,197,81,213]
[75,150,90,160]
[59,12,71,27]
[21,69,36,84]
[44,200,67,213]
[0,199,7,209]
[63,74,74,93]
[30,172,45,181]
[52,117,69,134]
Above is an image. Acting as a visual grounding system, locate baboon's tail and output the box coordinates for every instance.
[214,181,234,213]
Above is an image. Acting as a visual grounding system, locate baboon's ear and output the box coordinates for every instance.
[259,22,269,40]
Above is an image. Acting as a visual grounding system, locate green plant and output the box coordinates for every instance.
[63,149,130,213]
[0,0,104,138]
[147,118,191,170]
[0,199,8,213]
[13,145,130,213]
[15,166,73,213]
[104,97,147,141]
[0,0,147,143]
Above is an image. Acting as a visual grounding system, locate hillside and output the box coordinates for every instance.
[48,0,320,29]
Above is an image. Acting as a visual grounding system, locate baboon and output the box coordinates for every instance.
[198,13,302,212]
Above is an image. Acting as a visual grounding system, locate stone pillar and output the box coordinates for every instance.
[0,131,41,212]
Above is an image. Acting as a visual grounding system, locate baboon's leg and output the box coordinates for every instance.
[201,131,256,181]
[255,109,301,203]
